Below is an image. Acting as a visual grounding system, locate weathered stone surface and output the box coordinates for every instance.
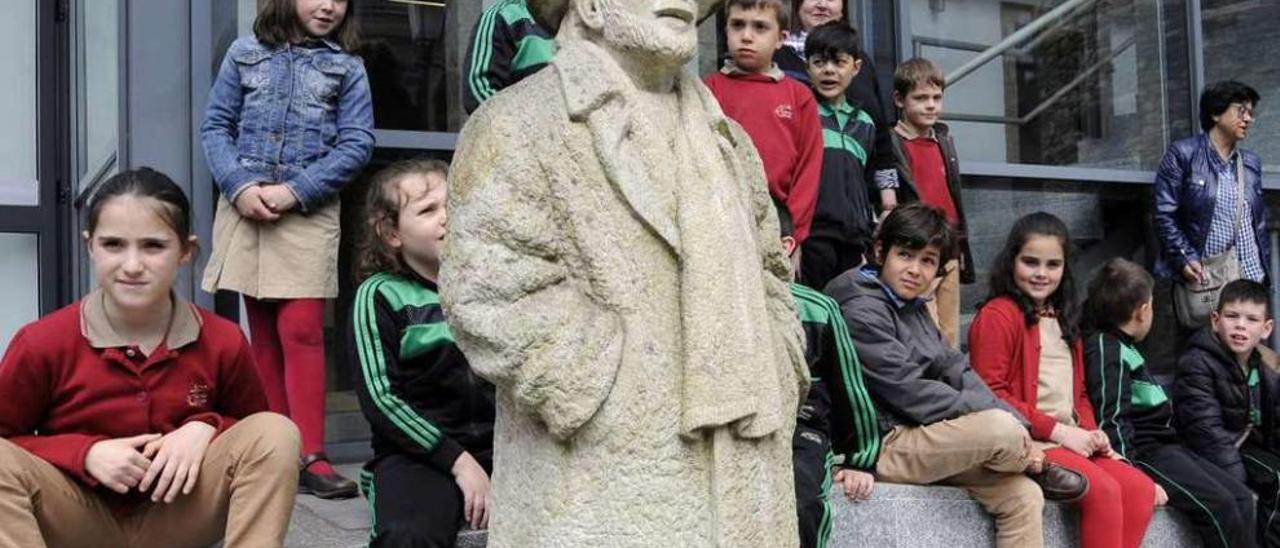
[440,1,807,546]
[828,483,1201,547]
[281,471,1201,548]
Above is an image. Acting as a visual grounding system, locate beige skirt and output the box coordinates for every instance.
[201,196,341,299]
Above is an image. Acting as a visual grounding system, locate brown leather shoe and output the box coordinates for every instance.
[1028,463,1089,502]
[298,452,358,500]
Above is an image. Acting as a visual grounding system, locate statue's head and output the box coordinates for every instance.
[532,0,719,68]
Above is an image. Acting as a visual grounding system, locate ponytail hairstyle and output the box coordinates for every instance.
[86,167,193,246]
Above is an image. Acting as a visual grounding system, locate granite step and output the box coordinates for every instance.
[284,465,1201,547]
[832,482,1201,547]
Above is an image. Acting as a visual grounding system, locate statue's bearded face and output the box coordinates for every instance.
[594,0,700,66]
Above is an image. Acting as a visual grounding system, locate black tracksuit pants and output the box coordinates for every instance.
[359,452,490,548]
[794,425,835,548]
[1242,443,1280,547]
[800,236,865,293]
[1131,443,1256,548]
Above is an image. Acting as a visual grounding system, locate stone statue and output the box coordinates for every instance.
[440,0,809,545]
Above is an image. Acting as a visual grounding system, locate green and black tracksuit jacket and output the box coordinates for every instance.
[792,283,880,548]
[810,99,879,252]
[792,283,882,468]
[348,272,495,472]
[462,0,556,114]
[1083,329,1180,458]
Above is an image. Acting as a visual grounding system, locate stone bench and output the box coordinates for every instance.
[832,483,1201,547]
[445,484,1201,547]
[288,473,1203,547]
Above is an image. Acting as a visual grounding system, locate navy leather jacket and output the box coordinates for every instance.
[1152,134,1267,280]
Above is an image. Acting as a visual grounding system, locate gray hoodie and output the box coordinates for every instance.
[825,266,1027,433]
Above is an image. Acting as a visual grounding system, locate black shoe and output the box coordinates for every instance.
[298,452,358,500]
[1029,463,1089,502]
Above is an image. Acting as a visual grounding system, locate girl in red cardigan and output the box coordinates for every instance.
[969,212,1159,548]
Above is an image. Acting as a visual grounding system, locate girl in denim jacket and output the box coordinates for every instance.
[200,0,374,499]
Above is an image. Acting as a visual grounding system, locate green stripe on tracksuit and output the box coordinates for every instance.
[359,468,377,544]
[790,283,882,470]
[462,0,555,113]
[817,450,835,548]
[352,274,445,452]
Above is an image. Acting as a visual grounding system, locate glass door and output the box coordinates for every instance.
[0,1,66,350]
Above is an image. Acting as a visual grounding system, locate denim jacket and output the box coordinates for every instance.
[1152,133,1267,280]
[201,36,374,211]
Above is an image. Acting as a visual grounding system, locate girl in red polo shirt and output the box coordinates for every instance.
[969,212,1161,548]
[0,168,300,548]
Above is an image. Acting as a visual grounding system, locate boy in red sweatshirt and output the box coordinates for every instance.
[705,0,824,247]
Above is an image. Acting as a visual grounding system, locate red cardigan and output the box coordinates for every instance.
[968,295,1098,440]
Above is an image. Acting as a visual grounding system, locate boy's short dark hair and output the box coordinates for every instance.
[1085,258,1154,331]
[772,198,794,239]
[804,22,860,62]
[725,0,789,29]
[1200,80,1260,132]
[1217,279,1272,319]
[874,202,956,267]
[893,57,946,98]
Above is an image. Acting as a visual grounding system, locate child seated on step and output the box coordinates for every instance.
[349,159,496,546]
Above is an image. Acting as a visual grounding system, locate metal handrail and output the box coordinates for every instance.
[941,36,1135,127]
[73,149,118,209]
[945,0,1096,86]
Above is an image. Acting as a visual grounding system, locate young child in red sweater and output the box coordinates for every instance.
[969,212,1159,548]
[705,0,823,247]
[0,168,300,547]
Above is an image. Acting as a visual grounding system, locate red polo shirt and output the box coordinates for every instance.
[898,125,960,227]
[705,64,824,243]
[0,291,267,494]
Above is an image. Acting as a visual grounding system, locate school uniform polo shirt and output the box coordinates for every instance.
[897,124,960,227]
[704,63,825,243]
[0,290,267,490]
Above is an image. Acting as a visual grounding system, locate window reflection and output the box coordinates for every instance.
[906,0,1189,171]
[1203,0,1278,171]
[355,2,450,131]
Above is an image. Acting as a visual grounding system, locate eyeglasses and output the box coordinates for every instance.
[1233,103,1256,120]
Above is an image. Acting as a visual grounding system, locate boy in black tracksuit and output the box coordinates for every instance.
[351,273,496,548]
[778,201,882,548]
[1083,258,1256,548]
[350,161,495,547]
[799,23,894,291]
[792,282,882,548]
[462,0,554,114]
[1175,279,1280,547]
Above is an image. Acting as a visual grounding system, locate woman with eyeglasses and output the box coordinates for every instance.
[1146,81,1267,373]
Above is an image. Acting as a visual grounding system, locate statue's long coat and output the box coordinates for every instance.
[441,38,808,547]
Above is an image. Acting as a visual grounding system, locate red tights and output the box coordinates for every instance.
[1046,447,1156,548]
[243,297,333,475]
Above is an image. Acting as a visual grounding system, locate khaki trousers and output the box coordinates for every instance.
[925,259,962,349]
[876,409,1045,548]
[0,412,300,548]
